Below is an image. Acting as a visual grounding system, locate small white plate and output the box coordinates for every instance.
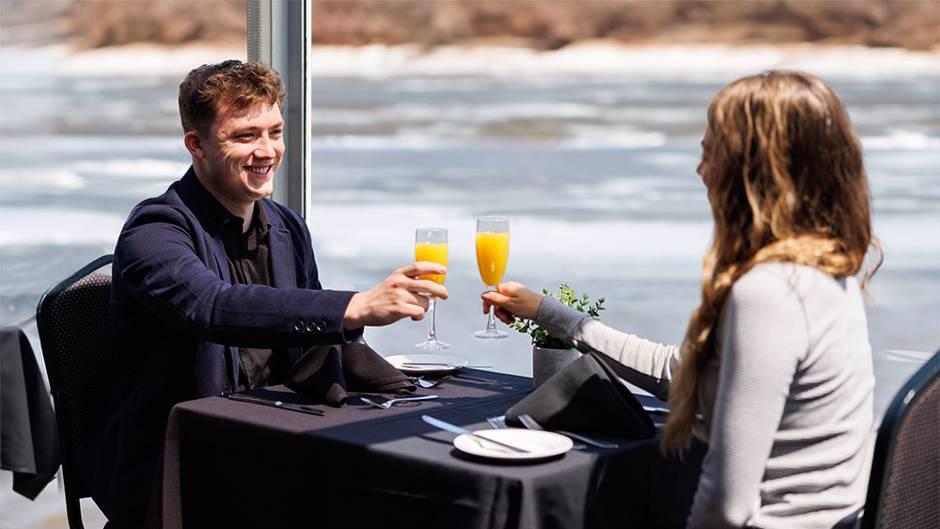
[453,428,573,461]
[386,354,469,374]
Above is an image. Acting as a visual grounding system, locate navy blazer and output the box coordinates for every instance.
[94,167,358,525]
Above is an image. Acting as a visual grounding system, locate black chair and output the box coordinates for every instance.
[36,255,114,529]
[860,348,940,529]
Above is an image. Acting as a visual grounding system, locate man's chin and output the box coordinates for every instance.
[245,179,274,199]
[251,187,274,201]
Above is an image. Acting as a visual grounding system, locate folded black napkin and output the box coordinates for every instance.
[506,350,654,439]
[286,340,415,406]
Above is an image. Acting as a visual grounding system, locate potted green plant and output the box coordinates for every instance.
[512,284,605,387]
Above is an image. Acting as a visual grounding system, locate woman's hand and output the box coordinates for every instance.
[481,282,545,324]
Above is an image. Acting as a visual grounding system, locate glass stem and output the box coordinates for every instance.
[427,298,438,342]
[486,304,497,332]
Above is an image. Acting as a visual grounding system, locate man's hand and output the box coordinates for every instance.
[481,282,544,324]
[343,262,448,329]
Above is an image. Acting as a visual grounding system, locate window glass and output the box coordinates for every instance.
[0,1,245,519]
[1,1,246,334]
[306,1,940,419]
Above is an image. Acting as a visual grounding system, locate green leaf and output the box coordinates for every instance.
[511,282,606,347]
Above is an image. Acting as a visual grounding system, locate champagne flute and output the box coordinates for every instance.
[474,216,509,339]
[414,227,449,350]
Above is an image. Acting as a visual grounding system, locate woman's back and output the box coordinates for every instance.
[691,262,874,528]
[482,70,881,528]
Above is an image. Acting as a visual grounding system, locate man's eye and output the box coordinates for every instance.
[271,129,283,137]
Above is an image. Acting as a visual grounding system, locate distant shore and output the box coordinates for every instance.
[2,0,937,81]
[308,0,940,52]
[2,0,937,52]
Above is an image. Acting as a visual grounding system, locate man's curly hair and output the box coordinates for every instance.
[178,59,285,136]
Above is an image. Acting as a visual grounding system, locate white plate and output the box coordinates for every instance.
[385,354,469,374]
[453,428,573,461]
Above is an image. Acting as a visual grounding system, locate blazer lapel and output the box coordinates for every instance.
[176,168,234,284]
[264,201,297,289]
[207,237,231,282]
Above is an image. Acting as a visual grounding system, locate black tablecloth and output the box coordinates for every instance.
[0,326,60,499]
[162,369,703,529]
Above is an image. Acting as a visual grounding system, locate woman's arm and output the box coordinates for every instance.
[536,296,680,400]
[481,282,680,399]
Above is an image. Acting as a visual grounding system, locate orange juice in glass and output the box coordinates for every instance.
[475,232,509,287]
[474,217,509,339]
[415,227,449,349]
[415,241,448,285]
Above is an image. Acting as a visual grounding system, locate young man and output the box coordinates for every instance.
[93,60,447,528]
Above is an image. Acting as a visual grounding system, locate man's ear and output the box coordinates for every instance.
[184,131,205,159]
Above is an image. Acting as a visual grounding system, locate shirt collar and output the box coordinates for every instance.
[188,169,270,237]
[227,203,272,253]
[253,202,271,239]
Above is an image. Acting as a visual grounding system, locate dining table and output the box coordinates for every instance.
[160,368,704,529]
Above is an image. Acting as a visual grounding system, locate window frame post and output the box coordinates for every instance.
[247,0,311,217]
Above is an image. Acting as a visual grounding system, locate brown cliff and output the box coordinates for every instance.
[3,0,937,51]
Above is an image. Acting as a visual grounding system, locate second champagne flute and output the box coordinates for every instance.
[474,216,509,339]
[414,227,449,350]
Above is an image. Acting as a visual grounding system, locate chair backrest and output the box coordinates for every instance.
[36,254,114,506]
[861,349,940,529]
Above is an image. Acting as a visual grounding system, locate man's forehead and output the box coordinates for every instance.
[214,103,283,130]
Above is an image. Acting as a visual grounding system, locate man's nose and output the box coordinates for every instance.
[254,135,278,158]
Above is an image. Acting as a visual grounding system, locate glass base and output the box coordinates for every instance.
[414,339,451,350]
[473,328,508,339]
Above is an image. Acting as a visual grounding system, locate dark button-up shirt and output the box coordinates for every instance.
[216,202,286,389]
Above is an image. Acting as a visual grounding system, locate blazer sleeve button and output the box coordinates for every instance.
[293,321,305,332]
[305,323,316,333]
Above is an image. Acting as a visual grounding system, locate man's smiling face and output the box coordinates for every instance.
[198,102,284,210]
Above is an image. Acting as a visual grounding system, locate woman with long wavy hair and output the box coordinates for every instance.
[483,70,882,528]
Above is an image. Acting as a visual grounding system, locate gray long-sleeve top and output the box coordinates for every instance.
[535,262,874,529]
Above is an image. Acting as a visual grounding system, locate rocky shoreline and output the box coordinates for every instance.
[310,0,940,52]
[2,0,937,52]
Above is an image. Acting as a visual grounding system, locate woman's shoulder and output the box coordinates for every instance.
[732,262,854,306]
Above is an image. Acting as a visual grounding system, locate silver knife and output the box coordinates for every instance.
[421,415,530,453]
[223,392,325,416]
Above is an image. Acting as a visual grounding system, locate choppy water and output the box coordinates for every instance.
[1,47,938,422]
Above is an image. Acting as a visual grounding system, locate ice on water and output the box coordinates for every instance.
[1,45,937,420]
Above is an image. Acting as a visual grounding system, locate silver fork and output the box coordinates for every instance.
[517,415,586,450]
[518,414,618,449]
[486,415,507,429]
[360,395,439,409]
